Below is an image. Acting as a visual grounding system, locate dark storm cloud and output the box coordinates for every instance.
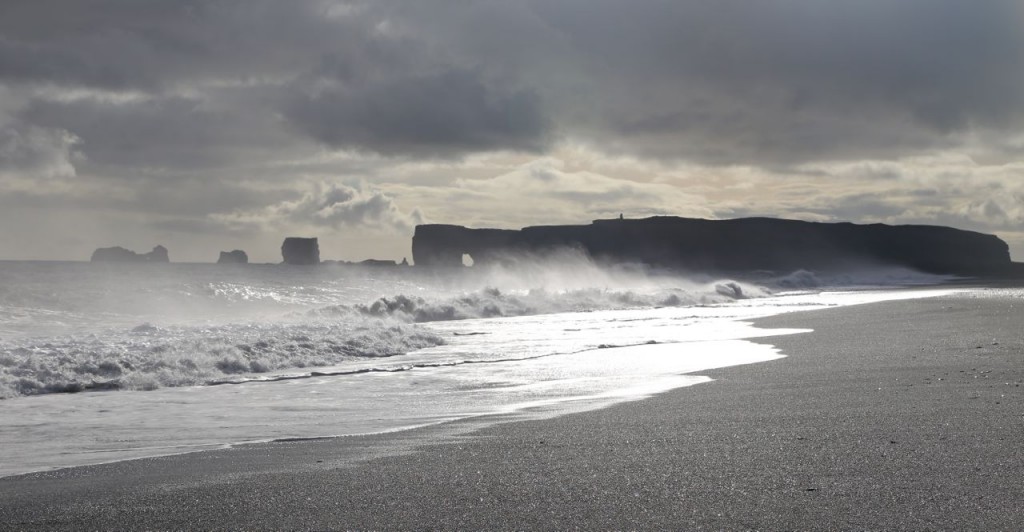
[21,96,227,170]
[429,0,1024,164]
[383,0,1023,163]
[0,0,350,90]
[3,0,1024,166]
[18,93,293,172]
[1,0,552,159]
[283,67,548,156]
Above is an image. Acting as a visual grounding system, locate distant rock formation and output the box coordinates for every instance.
[148,245,169,263]
[91,245,170,263]
[412,217,1014,276]
[359,259,397,267]
[281,237,320,265]
[217,250,248,264]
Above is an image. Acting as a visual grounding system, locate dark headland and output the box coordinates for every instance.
[414,216,1022,277]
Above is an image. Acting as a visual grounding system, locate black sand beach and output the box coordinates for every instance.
[2,291,1023,530]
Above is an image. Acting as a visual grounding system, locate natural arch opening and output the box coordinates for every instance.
[462,253,475,267]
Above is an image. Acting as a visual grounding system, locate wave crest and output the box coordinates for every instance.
[314,281,773,324]
[0,319,444,398]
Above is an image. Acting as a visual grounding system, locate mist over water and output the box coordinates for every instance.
[0,256,954,399]
[0,255,963,475]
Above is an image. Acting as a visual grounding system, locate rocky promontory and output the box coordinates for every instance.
[91,245,170,263]
[412,217,1015,276]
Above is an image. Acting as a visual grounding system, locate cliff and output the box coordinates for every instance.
[91,245,170,263]
[412,217,1013,276]
[281,237,320,265]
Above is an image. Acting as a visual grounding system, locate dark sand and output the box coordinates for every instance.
[2,291,1023,530]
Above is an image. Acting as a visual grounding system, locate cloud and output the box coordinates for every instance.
[0,0,361,91]
[4,0,1023,166]
[283,67,549,156]
[385,0,1024,165]
[214,182,424,234]
[17,91,297,173]
[0,123,81,180]
[720,153,1024,236]
[391,157,715,228]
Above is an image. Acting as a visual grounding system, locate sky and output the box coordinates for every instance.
[1,0,1023,263]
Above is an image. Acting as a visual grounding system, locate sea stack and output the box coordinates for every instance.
[91,245,170,263]
[281,237,320,265]
[147,245,169,262]
[217,250,249,264]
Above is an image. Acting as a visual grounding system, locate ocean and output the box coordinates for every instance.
[0,257,956,477]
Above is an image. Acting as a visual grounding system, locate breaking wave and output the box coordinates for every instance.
[0,318,443,398]
[0,278,768,398]
[0,257,955,399]
[318,281,772,324]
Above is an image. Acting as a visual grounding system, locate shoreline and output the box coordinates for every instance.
[0,287,940,478]
[2,290,1023,528]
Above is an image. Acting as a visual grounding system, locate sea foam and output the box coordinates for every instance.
[0,318,443,398]
[0,257,952,399]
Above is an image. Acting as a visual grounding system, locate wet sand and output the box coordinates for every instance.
[2,291,1023,529]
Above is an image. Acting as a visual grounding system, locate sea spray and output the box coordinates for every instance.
[333,283,770,323]
[0,257,951,399]
[0,262,962,477]
[0,279,765,398]
[0,318,444,398]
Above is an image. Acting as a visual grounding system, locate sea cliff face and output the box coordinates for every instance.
[412,217,1013,276]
